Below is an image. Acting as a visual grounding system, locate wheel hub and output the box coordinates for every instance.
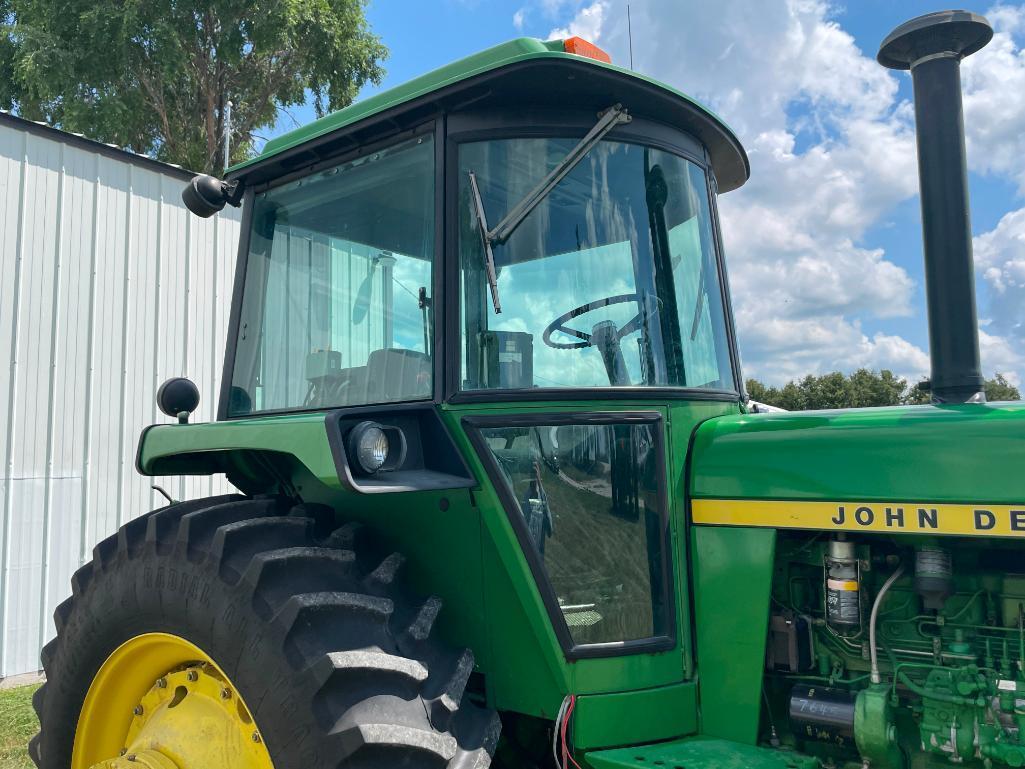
[73,633,273,769]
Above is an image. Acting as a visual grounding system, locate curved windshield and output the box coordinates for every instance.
[459,138,734,392]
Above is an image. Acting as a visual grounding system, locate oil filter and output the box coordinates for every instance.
[915,546,953,610]
[826,539,860,629]
[789,684,857,747]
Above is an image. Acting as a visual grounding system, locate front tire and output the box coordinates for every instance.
[31,495,500,769]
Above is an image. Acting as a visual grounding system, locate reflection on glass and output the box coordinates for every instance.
[479,421,668,645]
[460,138,734,392]
[229,136,434,415]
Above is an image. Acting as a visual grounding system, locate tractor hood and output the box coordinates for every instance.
[689,402,1025,539]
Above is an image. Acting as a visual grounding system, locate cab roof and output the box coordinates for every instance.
[229,37,750,193]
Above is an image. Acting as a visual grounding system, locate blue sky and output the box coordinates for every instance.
[265,0,1025,386]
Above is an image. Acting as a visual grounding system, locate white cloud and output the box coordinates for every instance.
[857,333,932,379]
[975,207,1025,292]
[593,0,920,383]
[549,1,608,41]
[979,327,1023,386]
[513,7,527,31]
[538,0,1024,386]
[539,0,584,21]
[739,315,930,384]
[975,206,1025,351]
[963,7,1025,389]
[963,5,1025,191]
[988,4,1025,37]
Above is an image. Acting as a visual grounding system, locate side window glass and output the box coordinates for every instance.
[230,136,435,414]
[474,420,671,647]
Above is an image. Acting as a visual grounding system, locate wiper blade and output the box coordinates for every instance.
[468,104,632,315]
[491,104,631,244]
[468,170,502,314]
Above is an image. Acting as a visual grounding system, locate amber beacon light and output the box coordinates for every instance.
[563,36,612,63]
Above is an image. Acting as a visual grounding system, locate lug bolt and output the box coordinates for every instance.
[252,732,262,743]
[133,705,144,716]
[126,755,136,762]
[187,670,199,682]
[221,687,232,700]
[120,749,127,756]
[156,677,167,689]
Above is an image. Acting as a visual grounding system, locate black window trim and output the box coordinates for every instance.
[706,172,746,395]
[461,410,677,660]
[443,109,743,403]
[218,185,256,421]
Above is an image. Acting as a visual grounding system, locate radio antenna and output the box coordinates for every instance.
[627,5,634,69]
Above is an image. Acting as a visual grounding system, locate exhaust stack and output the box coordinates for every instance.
[878,11,993,403]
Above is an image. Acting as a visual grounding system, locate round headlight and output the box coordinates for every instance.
[346,420,407,477]
[354,424,389,473]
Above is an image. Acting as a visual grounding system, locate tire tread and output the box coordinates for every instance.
[31,494,498,769]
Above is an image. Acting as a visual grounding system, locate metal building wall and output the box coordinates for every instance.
[0,114,241,679]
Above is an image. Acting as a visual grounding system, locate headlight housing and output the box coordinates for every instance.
[347,421,406,475]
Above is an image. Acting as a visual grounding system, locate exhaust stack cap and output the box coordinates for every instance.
[878,10,992,70]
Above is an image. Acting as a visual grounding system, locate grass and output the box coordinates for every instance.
[0,685,38,769]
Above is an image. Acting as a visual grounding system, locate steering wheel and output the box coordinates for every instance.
[542,293,658,349]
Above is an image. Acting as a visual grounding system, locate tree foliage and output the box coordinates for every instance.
[746,369,1021,410]
[4,0,386,172]
[0,0,17,109]
[983,373,1022,402]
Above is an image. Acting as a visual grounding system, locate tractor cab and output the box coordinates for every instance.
[219,40,745,419]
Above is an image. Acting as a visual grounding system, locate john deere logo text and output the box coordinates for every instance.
[691,499,1025,538]
[830,505,1025,532]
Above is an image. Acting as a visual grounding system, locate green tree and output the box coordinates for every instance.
[744,378,771,404]
[746,369,1021,410]
[902,374,1021,405]
[984,373,1021,401]
[745,369,901,410]
[0,0,17,109]
[900,382,931,406]
[6,0,385,172]
[848,368,908,407]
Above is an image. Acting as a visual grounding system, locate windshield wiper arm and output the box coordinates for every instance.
[468,170,502,314]
[468,104,632,315]
[490,104,631,244]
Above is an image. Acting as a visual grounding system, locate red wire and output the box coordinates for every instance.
[562,695,583,769]
[560,697,570,767]
[560,698,569,768]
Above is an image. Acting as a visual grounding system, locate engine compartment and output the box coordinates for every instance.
[764,532,1025,768]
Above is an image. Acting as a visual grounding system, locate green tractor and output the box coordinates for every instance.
[30,9,1025,769]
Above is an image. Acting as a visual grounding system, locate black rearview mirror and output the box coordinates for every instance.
[156,377,200,423]
[182,174,230,218]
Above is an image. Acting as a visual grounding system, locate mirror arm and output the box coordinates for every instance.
[224,179,244,207]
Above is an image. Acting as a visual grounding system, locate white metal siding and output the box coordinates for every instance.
[0,118,241,678]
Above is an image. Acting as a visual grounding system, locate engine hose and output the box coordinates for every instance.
[896,671,982,707]
[870,564,906,684]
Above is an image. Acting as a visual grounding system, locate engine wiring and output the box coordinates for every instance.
[553,695,583,769]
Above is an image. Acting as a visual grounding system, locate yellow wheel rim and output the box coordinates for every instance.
[72,632,274,769]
